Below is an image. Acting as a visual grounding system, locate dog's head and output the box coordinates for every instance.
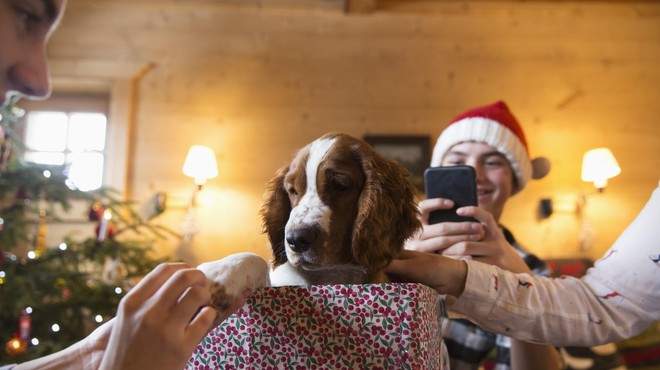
[261,132,420,277]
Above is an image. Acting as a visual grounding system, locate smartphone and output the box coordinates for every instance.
[424,165,478,224]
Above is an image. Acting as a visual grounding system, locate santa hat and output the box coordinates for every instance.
[431,101,550,194]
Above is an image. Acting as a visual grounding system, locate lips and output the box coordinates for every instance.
[477,188,492,203]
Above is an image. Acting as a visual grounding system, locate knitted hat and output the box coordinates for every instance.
[431,101,550,194]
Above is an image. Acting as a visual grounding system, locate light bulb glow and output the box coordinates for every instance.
[182,145,218,185]
[581,148,621,189]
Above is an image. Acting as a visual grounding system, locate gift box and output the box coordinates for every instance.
[187,283,449,369]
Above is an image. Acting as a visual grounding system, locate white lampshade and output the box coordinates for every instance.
[182,145,218,185]
[581,147,621,189]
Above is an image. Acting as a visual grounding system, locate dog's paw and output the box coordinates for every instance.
[197,252,270,312]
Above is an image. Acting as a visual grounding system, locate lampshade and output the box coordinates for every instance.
[182,145,218,185]
[581,147,621,189]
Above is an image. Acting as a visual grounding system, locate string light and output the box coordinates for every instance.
[58,243,67,251]
[114,287,123,294]
[95,315,103,323]
[25,307,32,314]
[27,251,36,259]
[31,338,39,346]
[0,270,5,285]
[51,324,60,332]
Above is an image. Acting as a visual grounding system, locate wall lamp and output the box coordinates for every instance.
[144,145,219,220]
[538,147,620,219]
[182,145,219,190]
[580,147,621,193]
[180,145,218,248]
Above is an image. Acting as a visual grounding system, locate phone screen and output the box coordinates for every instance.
[424,166,478,223]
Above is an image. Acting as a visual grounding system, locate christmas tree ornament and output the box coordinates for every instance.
[96,209,114,242]
[18,309,31,342]
[5,309,31,356]
[5,335,26,356]
[88,201,104,221]
[95,222,116,242]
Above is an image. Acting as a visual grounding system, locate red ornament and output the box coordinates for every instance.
[18,309,31,342]
[88,202,104,221]
[95,222,116,241]
[61,287,72,300]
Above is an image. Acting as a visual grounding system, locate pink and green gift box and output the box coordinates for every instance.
[187,283,449,369]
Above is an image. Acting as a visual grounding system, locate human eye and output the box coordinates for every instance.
[484,156,506,168]
[10,1,46,32]
[442,155,465,166]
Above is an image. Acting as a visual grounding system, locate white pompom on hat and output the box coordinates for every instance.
[431,101,551,194]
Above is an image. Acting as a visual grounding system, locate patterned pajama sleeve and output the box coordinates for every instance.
[452,184,660,347]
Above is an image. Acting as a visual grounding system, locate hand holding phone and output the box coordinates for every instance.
[424,166,478,224]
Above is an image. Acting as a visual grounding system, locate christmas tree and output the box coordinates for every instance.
[0,98,174,364]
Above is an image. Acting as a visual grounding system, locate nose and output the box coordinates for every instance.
[464,160,485,182]
[9,45,51,100]
[285,226,320,253]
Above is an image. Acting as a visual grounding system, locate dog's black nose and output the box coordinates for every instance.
[285,227,318,253]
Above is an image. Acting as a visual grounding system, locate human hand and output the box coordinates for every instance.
[404,198,484,253]
[385,249,468,298]
[98,262,246,370]
[14,318,114,370]
[440,206,531,274]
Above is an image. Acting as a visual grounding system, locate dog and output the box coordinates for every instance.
[262,132,421,286]
[199,132,420,308]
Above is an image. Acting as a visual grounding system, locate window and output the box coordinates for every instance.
[24,110,107,191]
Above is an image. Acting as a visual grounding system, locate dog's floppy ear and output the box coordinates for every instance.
[352,144,421,273]
[260,165,291,267]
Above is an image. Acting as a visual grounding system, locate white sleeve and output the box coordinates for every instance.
[450,183,660,346]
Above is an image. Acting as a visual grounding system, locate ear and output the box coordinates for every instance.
[260,165,291,267]
[352,146,421,272]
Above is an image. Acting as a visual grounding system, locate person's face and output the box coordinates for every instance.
[441,141,515,221]
[0,0,65,107]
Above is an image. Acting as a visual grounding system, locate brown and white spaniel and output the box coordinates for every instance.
[261,132,421,286]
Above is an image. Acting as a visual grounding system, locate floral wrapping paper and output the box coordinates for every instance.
[187,283,449,369]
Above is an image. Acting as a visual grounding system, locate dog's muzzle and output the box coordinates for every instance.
[285,224,321,253]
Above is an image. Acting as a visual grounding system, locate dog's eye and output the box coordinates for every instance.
[331,178,351,192]
[286,185,298,198]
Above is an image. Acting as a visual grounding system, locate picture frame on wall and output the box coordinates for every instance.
[363,135,430,192]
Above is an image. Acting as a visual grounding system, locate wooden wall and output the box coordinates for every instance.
[47,1,660,265]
